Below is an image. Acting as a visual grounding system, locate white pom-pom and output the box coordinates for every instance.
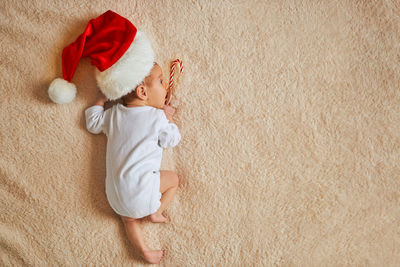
[48,78,77,104]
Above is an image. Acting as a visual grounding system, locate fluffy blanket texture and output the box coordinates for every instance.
[1,0,399,266]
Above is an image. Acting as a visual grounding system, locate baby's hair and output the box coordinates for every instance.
[122,87,139,105]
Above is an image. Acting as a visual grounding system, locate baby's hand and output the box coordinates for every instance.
[163,104,176,122]
[96,89,108,102]
[93,89,108,106]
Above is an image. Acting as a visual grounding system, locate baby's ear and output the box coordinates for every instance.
[136,85,147,100]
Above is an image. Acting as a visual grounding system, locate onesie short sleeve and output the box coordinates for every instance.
[158,111,181,148]
[85,105,108,135]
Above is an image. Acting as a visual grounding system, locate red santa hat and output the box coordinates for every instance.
[48,10,155,104]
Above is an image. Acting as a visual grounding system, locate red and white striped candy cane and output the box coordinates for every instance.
[166,59,183,105]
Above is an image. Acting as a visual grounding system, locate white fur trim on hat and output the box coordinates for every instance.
[95,31,155,100]
[48,78,77,104]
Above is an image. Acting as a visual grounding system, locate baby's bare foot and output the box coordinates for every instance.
[141,249,165,264]
[149,212,167,223]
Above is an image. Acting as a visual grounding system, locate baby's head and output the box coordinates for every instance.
[47,11,162,105]
[122,63,168,109]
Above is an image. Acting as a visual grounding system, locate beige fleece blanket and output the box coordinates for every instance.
[1,0,399,266]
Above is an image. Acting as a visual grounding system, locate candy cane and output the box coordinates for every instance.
[166,59,183,105]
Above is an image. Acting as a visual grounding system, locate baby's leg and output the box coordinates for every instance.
[121,216,165,264]
[149,170,179,223]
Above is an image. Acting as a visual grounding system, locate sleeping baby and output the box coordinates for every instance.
[85,63,181,264]
[47,10,181,264]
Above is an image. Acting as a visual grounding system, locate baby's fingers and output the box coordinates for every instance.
[163,105,176,116]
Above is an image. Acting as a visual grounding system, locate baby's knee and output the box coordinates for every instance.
[172,172,179,187]
[121,215,137,224]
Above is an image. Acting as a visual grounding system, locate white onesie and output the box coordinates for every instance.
[85,103,181,218]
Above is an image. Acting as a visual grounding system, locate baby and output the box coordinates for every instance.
[85,63,181,264]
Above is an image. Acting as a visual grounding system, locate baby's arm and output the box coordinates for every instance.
[85,89,108,134]
[158,109,181,148]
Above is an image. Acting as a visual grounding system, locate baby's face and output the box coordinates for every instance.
[145,64,168,109]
